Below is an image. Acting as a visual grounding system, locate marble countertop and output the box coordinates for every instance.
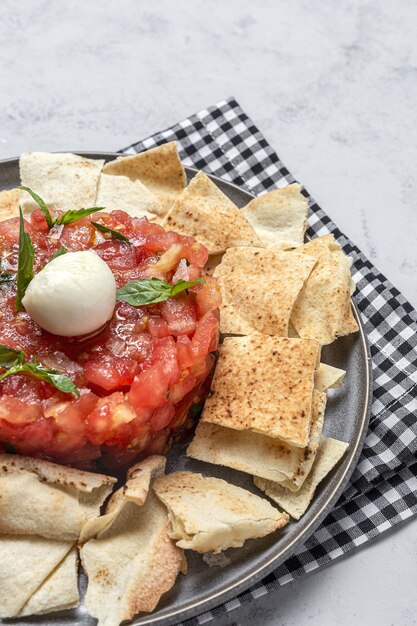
[1,1,416,624]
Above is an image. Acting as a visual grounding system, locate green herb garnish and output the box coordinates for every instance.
[18,186,104,227]
[91,222,130,242]
[116,278,204,306]
[49,246,67,262]
[0,346,80,397]
[56,207,104,226]
[0,344,24,368]
[17,186,55,228]
[16,209,35,310]
[0,264,14,285]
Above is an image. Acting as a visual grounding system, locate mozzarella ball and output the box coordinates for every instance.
[22,250,116,337]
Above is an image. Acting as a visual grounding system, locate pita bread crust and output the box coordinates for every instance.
[81,456,183,625]
[0,455,115,540]
[95,172,162,219]
[0,535,74,618]
[0,188,20,221]
[102,142,186,216]
[19,152,104,213]
[214,247,316,336]
[315,362,346,392]
[188,391,325,488]
[161,171,264,254]
[18,546,79,617]
[241,183,308,249]
[255,438,349,519]
[291,235,359,344]
[154,471,288,553]
[201,335,319,447]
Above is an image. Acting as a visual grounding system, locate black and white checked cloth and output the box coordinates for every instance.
[121,97,417,624]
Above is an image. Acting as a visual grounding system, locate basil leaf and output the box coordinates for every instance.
[0,361,80,397]
[116,277,204,306]
[17,186,55,228]
[91,222,130,242]
[0,271,14,285]
[56,207,104,226]
[49,246,67,262]
[0,343,24,368]
[16,209,35,310]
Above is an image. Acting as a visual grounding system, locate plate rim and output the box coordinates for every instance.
[0,151,373,625]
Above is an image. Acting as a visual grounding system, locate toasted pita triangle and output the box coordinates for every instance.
[201,335,320,447]
[255,438,349,519]
[153,471,289,553]
[19,152,104,213]
[241,183,308,249]
[81,456,183,626]
[0,188,20,221]
[290,235,359,344]
[187,390,325,487]
[213,246,316,335]
[103,142,186,216]
[18,546,79,617]
[315,362,346,392]
[95,172,162,220]
[162,171,263,254]
[0,455,115,540]
[0,535,74,618]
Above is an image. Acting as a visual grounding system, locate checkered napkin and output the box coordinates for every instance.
[121,98,417,624]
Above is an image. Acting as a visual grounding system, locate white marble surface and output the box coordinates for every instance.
[1,1,416,624]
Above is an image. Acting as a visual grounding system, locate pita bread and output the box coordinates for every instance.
[0,188,20,221]
[290,235,359,344]
[255,438,349,519]
[95,172,162,220]
[103,142,186,216]
[0,535,74,618]
[213,247,316,336]
[0,454,115,540]
[153,471,288,553]
[201,335,319,447]
[187,390,325,487]
[241,183,308,249]
[19,152,104,213]
[18,546,79,617]
[315,362,346,392]
[162,171,264,254]
[81,456,183,626]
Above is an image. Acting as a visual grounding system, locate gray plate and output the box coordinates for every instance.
[0,153,372,626]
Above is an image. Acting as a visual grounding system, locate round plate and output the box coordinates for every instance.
[0,153,372,626]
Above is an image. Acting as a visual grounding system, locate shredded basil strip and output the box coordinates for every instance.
[16,209,35,311]
[49,246,67,262]
[116,277,204,306]
[91,222,130,242]
[17,186,55,228]
[56,207,104,226]
[0,344,24,368]
[0,346,80,397]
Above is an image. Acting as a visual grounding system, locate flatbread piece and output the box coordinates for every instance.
[0,188,20,221]
[241,183,308,249]
[201,335,320,447]
[0,454,115,540]
[162,171,263,254]
[153,471,288,553]
[103,142,186,216]
[95,172,162,220]
[255,438,349,519]
[214,246,316,335]
[315,362,346,392]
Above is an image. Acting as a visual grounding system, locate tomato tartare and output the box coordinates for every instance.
[0,207,221,469]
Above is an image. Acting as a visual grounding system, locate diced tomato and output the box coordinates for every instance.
[169,375,197,403]
[149,403,175,432]
[84,355,138,391]
[148,316,170,338]
[0,396,42,425]
[30,208,49,233]
[94,241,137,271]
[191,311,219,357]
[160,296,197,337]
[60,222,96,250]
[195,277,222,317]
[86,391,150,446]
[176,336,195,369]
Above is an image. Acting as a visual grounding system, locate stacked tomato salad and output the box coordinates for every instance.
[0,205,221,469]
